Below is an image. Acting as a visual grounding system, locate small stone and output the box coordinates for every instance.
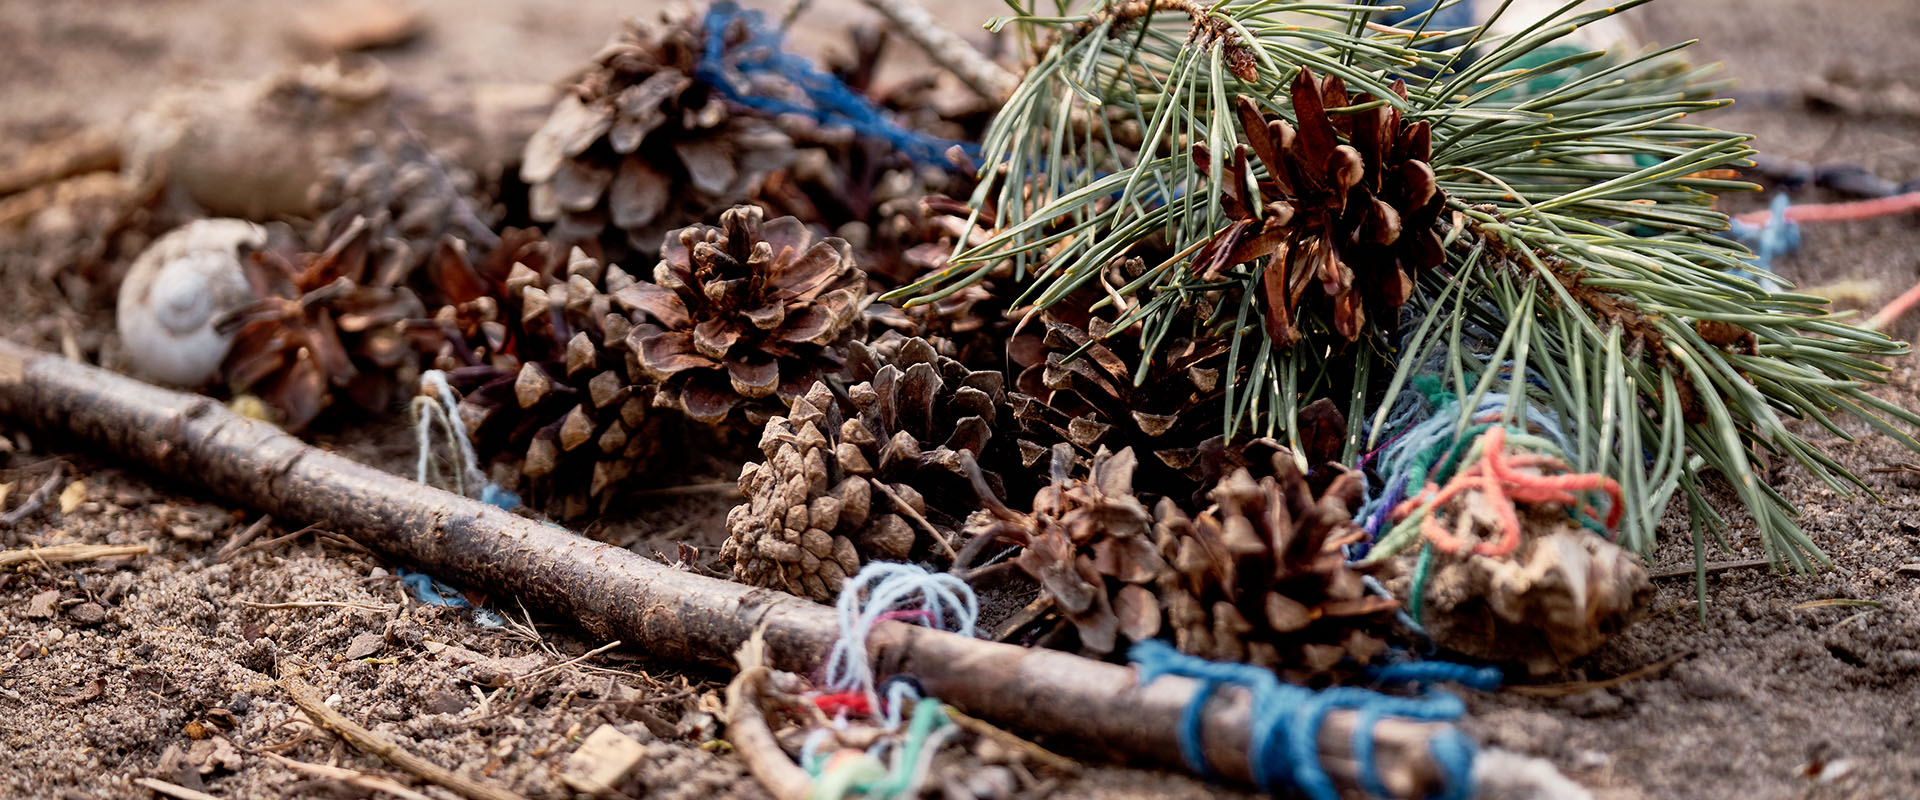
[1557,688,1624,718]
[184,721,209,740]
[67,602,107,627]
[58,480,86,514]
[561,724,648,796]
[25,590,59,619]
[342,632,385,660]
[425,689,468,715]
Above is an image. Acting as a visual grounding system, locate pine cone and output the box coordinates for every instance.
[219,217,424,431]
[721,336,1003,601]
[417,232,671,519]
[309,132,500,278]
[963,446,1167,655]
[519,10,793,260]
[1004,315,1228,499]
[1192,69,1447,343]
[625,205,866,425]
[1152,452,1396,677]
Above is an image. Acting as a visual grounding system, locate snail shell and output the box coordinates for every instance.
[115,218,266,387]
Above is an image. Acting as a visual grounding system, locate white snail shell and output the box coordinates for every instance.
[115,218,266,387]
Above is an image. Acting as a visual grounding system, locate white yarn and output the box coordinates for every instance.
[413,370,488,496]
[823,562,978,718]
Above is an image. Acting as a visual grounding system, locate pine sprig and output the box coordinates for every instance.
[884,0,1920,567]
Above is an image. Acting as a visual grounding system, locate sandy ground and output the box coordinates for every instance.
[2,0,1919,798]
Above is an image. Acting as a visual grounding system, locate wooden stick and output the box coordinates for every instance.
[856,0,1018,100]
[0,339,1460,797]
[0,543,149,568]
[278,668,530,800]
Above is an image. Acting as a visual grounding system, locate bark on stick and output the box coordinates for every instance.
[0,339,1457,797]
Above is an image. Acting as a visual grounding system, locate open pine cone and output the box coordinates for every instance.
[1152,449,1397,677]
[219,217,424,431]
[622,205,866,425]
[519,9,792,260]
[962,445,1167,656]
[721,335,1003,601]
[1004,316,1228,499]
[1192,68,1447,343]
[417,232,671,519]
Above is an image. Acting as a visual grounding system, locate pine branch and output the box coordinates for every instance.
[891,0,1919,567]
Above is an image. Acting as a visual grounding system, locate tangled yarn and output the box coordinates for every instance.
[1391,426,1623,559]
[822,563,978,724]
[412,370,519,511]
[697,2,975,167]
[1131,640,1493,800]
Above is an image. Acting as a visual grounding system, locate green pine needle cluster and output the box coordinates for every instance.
[883,0,1920,574]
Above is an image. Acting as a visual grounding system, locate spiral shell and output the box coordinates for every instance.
[115,218,265,387]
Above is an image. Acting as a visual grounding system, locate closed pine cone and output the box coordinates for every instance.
[1153,451,1397,677]
[219,217,424,431]
[623,205,866,426]
[309,132,500,278]
[417,232,671,519]
[721,337,1002,601]
[519,9,792,260]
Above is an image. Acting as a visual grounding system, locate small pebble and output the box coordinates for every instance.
[67,602,107,627]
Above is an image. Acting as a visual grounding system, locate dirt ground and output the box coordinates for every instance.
[2,0,1918,799]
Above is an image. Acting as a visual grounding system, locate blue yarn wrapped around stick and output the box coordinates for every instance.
[695,2,976,167]
[1130,640,1493,800]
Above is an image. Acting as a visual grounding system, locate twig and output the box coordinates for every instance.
[0,126,121,196]
[0,340,1465,798]
[856,0,1018,100]
[519,641,621,684]
[238,599,397,613]
[940,704,1080,773]
[0,463,65,528]
[871,480,957,559]
[259,751,434,800]
[214,515,275,562]
[1651,558,1773,579]
[132,778,220,800]
[725,635,812,800]
[217,525,321,562]
[0,543,149,569]
[278,668,530,800]
[1505,652,1690,697]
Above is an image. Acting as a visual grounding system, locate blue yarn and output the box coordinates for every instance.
[1370,660,1503,691]
[697,3,975,167]
[1129,640,1479,800]
[398,567,469,607]
[480,484,521,511]
[1728,192,1799,285]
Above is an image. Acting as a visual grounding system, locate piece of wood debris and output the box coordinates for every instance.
[0,463,64,527]
[278,667,531,800]
[261,751,433,800]
[0,543,151,568]
[560,724,649,797]
[133,777,221,800]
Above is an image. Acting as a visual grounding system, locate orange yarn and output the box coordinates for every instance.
[1389,427,1623,558]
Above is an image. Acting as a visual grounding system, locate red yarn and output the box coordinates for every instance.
[1732,191,1920,226]
[1391,427,1623,558]
[813,692,872,716]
